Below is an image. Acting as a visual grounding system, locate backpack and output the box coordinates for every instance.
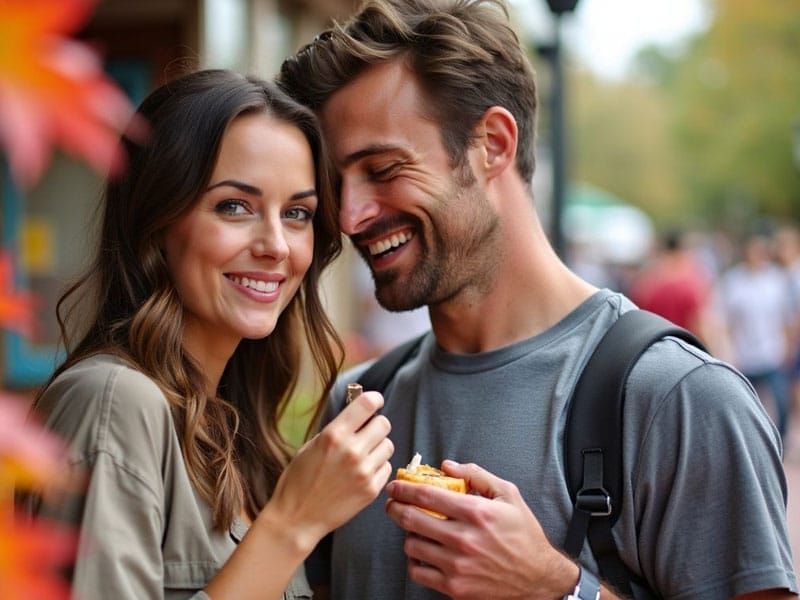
[349,309,706,598]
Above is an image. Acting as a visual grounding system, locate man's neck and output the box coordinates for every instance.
[429,223,596,354]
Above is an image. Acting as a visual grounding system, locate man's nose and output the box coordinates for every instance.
[339,177,380,235]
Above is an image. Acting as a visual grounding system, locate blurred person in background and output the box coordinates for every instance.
[775,223,800,425]
[629,227,712,339]
[713,230,795,442]
[17,69,393,599]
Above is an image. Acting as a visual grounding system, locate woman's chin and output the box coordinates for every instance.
[239,323,278,341]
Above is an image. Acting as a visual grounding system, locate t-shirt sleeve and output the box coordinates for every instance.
[631,356,797,598]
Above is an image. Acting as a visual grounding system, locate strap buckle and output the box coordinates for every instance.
[575,486,612,516]
[576,448,612,516]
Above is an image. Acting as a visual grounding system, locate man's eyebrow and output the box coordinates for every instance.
[342,144,407,168]
[206,179,262,195]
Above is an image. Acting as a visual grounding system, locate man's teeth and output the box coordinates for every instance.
[229,275,278,293]
[368,231,413,256]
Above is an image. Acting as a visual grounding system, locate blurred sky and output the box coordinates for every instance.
[511,0,711,80]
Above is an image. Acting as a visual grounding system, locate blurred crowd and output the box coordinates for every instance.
[573,220,800,455]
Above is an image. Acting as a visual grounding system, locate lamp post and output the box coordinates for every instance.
[539,0,579,258]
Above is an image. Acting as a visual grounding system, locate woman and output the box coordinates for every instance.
[20,69,393,599]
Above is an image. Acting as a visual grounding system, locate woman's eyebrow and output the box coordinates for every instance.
[206,179,262,195]
[290,189,317,200]
[206,180,316,201]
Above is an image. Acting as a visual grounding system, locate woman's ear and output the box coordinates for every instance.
[475,106,518,179]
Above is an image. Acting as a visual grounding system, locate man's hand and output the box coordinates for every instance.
[384,460,580,600]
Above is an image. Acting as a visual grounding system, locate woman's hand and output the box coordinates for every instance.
[263,390,394,551]
[206,392,392,599]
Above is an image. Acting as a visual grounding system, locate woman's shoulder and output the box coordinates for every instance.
[43,353,167,412]
[38,353,176,459]
[56,352,157,384]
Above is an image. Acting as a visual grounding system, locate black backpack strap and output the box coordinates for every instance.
[342,333,427,405]
[309,333,427,588]
[563,310,705,597]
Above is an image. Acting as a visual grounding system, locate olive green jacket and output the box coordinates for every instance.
[21,354,311,600]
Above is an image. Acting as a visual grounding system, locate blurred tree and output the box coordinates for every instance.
[569,67,687,223]
[669,0,800,224]
[565,0,800,230]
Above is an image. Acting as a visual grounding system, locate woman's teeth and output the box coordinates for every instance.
[228,275,278,293]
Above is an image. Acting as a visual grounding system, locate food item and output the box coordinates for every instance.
[346,382,363,404]
[394,453,468,519]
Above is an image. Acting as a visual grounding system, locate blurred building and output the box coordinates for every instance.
[0,0,360,388]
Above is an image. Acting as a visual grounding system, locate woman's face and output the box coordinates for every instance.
[164,112,317,361]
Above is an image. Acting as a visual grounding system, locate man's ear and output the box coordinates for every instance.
[475,106,518,179]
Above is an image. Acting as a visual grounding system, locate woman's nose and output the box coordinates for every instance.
[251,217,290,260]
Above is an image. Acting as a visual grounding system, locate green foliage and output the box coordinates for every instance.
[279,391,316,449]
[563,0,800,228]
[669,0,800,224]
[568,68,685,222]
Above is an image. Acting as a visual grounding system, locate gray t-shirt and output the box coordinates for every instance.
[310,289,797,599]
[20,354,311,600]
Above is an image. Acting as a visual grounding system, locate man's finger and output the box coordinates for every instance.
[441,461,508,500]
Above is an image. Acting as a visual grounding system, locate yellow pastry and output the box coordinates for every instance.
[395,453,468,518]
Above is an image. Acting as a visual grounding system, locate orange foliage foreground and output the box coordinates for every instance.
[0,502,76,600]
[0,393,76,600]
[0,0,145,188]
[0,252,37,338]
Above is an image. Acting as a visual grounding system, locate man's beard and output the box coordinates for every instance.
[371,234,442,311]
[370,164,500,312]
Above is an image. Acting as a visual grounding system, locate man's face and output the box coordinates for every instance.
[321,60,500,311]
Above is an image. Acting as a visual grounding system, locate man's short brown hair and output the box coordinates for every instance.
[278,0,538,183]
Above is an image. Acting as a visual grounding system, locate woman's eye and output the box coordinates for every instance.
[284,206,314,222]
[215,199,251,216]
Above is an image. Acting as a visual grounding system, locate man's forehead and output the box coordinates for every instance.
[320,63,431,165]
[322,62,417,117]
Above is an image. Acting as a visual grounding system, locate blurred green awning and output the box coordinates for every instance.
[562,182,654,264]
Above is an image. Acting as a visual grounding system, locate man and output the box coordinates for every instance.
[278,1,798,598]
[713,231,795,441]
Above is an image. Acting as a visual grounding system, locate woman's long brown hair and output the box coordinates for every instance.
[36,69,344,529]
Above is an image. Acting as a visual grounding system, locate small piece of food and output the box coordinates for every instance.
[395,453,468,519]
[346,383,363,404]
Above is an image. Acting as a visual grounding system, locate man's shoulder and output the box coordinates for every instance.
[627,336,763,430]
